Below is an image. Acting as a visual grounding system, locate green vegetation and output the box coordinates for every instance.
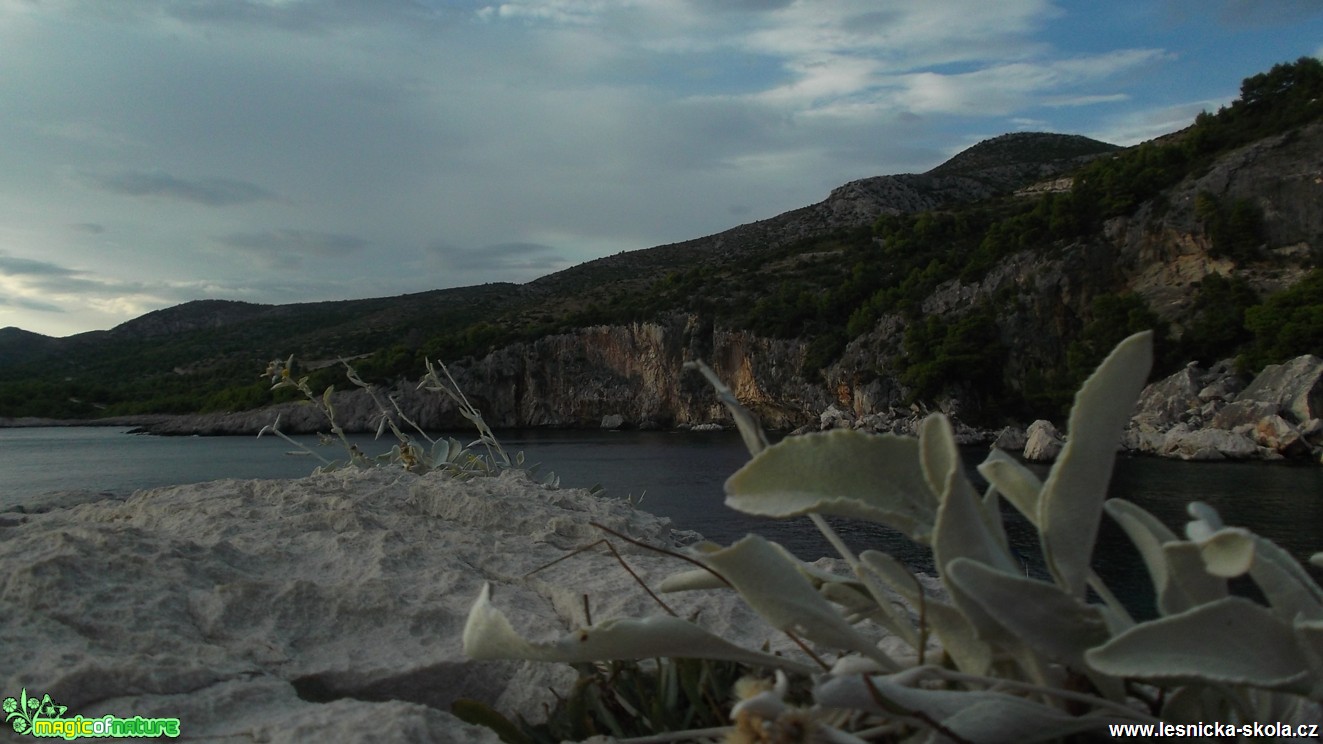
[1067,294,1168,392]
[464,334,1323,741]
[1195,192,1265,262]
[1242,268,1323,373]
[1179,273,1260,367]
[900,308,1006,407]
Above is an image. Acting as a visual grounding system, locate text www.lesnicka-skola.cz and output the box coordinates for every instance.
[1108,721,1319,738]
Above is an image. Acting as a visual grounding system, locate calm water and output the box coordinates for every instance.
[3,426,1321,617]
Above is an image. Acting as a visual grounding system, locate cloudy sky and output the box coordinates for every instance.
[1,0,1319,337]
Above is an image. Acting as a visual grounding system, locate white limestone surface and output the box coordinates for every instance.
[1,468,791,742]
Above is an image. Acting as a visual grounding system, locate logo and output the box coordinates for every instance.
[3,689,180,739]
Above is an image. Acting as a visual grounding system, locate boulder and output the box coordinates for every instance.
[1160,427,1260,461]
[1197,359,1243,402]
[819,404,855,430]
[1303,418,1323,444]
[1237,355,1323,424]
[1210,399,1281,430]
[1023,420,1064,462]
[1132,363,1204,430]
[853,412,890,433]
[1252,414,1312,458]
[1,469,802,742]
[951,420,988,445]
[1121,425,1165,455]
[600,413,626,430]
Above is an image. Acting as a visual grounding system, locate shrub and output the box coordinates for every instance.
[462,332,1323,742]
[259,355,557,484]
[1241,268,1323,372]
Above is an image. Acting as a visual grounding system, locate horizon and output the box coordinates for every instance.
[1,1,1320,338]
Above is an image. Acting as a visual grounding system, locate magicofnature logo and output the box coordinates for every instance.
[4,688,180,739]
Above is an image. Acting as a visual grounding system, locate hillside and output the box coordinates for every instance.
[1,57,1320,429]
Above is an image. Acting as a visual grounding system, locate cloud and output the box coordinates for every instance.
[57,0,453,34]
[428,241,567,273]
[0,295,66,313]
[0,0,1308,339]
[0,254,141,298]
[0,249,267,331]
[215,230,369,270]
[894,50,1170,116]
[84,171,279,207]
[1087,98,1231,146]
[0,255,79,277]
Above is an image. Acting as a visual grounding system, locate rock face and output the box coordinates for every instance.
[124,315,834,436]
[1124,354,1323,461]
[1237,356,1323,424]
[1,469,800,742]
[1023,420,1065,462]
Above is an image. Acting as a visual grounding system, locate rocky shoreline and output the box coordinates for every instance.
[798,354,1323,465]
[5,353,1322,464]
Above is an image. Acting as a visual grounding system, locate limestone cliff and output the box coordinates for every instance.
[113,121,1322,438]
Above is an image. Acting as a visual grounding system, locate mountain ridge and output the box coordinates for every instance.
[7,132,1117,345]
[2,55,1320,426]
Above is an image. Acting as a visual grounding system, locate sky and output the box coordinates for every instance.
[0,0,1320,338]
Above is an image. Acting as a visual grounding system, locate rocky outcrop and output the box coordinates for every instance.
[1,469,813,742]
[1123,355,1323,461]
[1023,420,1065,462]
[115,315,835,436]
[1237,355,1323,424]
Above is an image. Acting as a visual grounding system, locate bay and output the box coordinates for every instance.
[3,426,1320,618]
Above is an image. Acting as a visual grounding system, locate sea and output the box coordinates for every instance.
[3,425,1321,618]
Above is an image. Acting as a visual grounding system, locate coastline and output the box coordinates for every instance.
[6,350,1323,464]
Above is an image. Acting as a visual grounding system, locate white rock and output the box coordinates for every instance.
[0,468,812,742]
[1023,420,1064,462]
[1238,355,1323,424]
[1161,428,1259,460]
[819,404,855,430]
[1252,414,1311,458]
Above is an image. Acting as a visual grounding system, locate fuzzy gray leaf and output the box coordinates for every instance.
[725,429,937,542]
[1086,596,1311,693]
[1040,332,1153,598]
[977,448,1044,526]
[946,558,1111,670]
[699,534,893,667]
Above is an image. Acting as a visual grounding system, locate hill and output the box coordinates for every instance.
[1,57,1320,429]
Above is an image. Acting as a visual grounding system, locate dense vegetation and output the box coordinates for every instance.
[1,57,1321,423]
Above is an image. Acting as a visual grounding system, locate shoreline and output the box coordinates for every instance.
[4,410,1322,466]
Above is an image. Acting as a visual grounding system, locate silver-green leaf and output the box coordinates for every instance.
[724,429,937,542]
[461,582,815,674]
[1040,331,1153,598]
[1086,596,1311,693]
